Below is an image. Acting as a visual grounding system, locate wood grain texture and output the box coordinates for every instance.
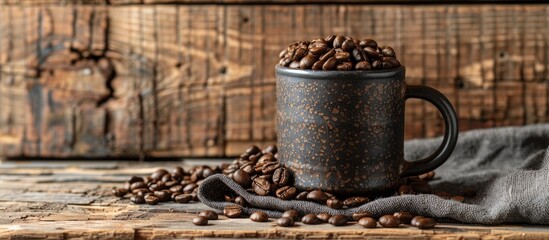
[0,160,549,239]
[1,5,548,158]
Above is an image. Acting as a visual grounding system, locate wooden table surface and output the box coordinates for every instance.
[1,159,548,240]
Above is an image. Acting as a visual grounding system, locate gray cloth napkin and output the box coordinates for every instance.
[198,124,549,224]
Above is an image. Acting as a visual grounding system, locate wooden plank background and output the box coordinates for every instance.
[0,3,548,158]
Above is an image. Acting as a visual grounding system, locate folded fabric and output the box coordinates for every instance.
[198,124,549,224]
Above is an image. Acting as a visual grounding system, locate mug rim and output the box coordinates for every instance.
[275,65,405,80]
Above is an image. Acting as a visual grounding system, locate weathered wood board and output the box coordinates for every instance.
[1,4,548,158]
[0,160,549,239]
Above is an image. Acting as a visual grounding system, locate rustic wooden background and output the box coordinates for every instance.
[0,2,548,158]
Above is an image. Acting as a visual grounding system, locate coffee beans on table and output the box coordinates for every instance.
[192,216,209,226]
[358,217,377,228]
[224,205,243,218]
[276,217,295,227]
[281,209,300,221]
[302,213,323,225]
[411,216,437,229]
[317,213,332,223]
[352,212,373,221]
[378,215,401,228]
[328,215,348,226]
[250,211,269,222]
[199,210,219,220]
[278,36,400,70]
[393,211,414,224]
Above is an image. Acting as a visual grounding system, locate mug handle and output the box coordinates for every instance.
[401,85,459,177]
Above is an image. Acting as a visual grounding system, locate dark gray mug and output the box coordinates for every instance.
[275,65,458,195]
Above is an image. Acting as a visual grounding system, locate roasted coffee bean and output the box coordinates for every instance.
[252,178,271,196]
[164,180,178,188]
[300,55,317,69]
[233,169,252,188]
[202,168,214,178]
[199,210,219,220]
[175,194,193,203]
[292,47,307,61]
[352,48,368,62]
[279,49,288,59]
[398,185,415,195]
[295,191,308,201]
[250,211,269,222]
[276,186,298,200]
[245,145,261,155]
[326,198,343,209]
[383,56,400,68]
[224,195,236,202]
[307,190,329,203]
[343,196,369,207]
[240,163,256,175]
[378,215,400,228]
[276,217,295,227]
[130,195,145,204]
[130,182,147,191]
[149,182,165,191]
[355,61,371,70]
[183,183,198,193]
[325,35,336,46]
[170,185,183,193]
[410,181,432,194]
[309,39,328,55]
[112,188,128,197]
[235,196,248,207]
[151,169,169,181]
[334,51,351,62]
[393,211,414,224]
[411,216,436,229]
[301,213,322,225]
[223,205,243,218]
[381,46,396,57]
[289,60,300,69]
[192,216,209,226]
[319,49,336,61]
[272,167,291,187]
[337,61,353,71]
[341,39,356,52]
[282,209,300,221]
[261,162,280,175]
[128,176,144,184]
[145,195,160,205]
[333,36,346,48]
[257,153,276,165]
[132,188,149,196]
[352,211,373,221]
[371,60,381,69]
[358,217,377,228]
[143,176,155,184]
[279,57,292,67]
[317,213,332,223]
[361,39,378,49]
[364,47,380,59]
[329,214,348,226]
[263,145,277,154]
[382,61,393,69]
[322,57,338,70]
[161,173,172,183]
[154,191,171,202]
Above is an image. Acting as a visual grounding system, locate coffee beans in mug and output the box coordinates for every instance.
[278,36,400,71]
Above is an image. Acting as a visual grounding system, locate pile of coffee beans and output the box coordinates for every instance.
[112,165,220,205]
[114,144,474,229]
[278,36,401,70]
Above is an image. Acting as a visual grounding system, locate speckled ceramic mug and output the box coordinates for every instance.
[275,65,458,195]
